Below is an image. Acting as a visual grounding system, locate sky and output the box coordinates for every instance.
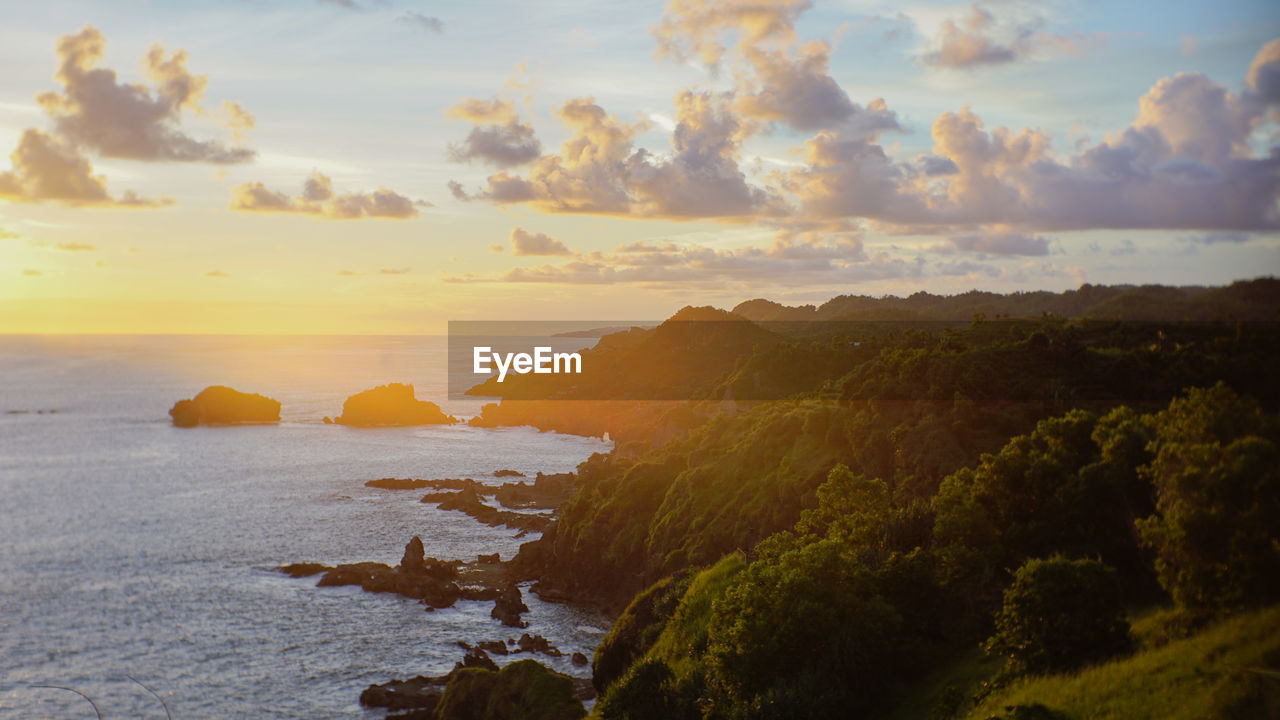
[0,0,1277,334]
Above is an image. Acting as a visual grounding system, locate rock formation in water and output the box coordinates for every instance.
[361,657,586,720]
[327,383,458,426]
[169,386,281,427]
[491,584,529,628]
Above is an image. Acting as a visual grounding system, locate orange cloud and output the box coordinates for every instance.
[510,227,571,256]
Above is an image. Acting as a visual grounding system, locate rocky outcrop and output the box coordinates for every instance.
[280,537,463,608]
[423,485,551,534]
[516,633,563,657]
[494,472,577,510]
[364,658,585,720]
[494,469,525,477]
[169,386,280,427]
[327,383,458,426]
[491,585,529,628]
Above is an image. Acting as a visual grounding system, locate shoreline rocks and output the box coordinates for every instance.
[280,537,465,609]
[169,386,280,427]
[362,656,587,719]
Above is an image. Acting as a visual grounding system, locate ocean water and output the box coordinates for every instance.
[0,335,610,719]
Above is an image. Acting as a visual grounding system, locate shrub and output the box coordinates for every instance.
[985,556,1130,675]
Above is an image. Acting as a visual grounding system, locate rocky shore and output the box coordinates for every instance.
[281,466,599,718]
[364,472,578,535]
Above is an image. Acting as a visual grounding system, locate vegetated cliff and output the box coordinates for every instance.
[169,385,281,426]
[328,382,458,426]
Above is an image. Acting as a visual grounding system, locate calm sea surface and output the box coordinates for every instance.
[0,335,609,719]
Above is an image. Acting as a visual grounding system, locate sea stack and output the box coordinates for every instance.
[330,383,458,426]
[169,386,281,427]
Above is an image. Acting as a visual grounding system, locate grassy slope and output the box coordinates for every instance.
[934,605,1280,720]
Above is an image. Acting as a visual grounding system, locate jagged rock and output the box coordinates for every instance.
[478,640,509,655]
[492,585,529,628]
[401,536,426,574]
[455,648,499,673]
[477,552,501,564]
[571,652,588,666]
[332,383,458,426]
[494,469,525,477]
[494,472,577,510]
[308,558,462,608]
[169,386,280,426]
[517,633,563,657]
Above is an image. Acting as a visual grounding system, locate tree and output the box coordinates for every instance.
[1137,384,1280,616]
[706,535,904,719]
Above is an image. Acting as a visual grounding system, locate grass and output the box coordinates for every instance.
[956,604,1280,720]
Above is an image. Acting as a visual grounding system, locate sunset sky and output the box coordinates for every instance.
[1,0,1278,333]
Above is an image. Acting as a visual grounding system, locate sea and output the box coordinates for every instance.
[0,335,611,719]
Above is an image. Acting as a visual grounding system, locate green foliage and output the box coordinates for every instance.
[985,556,1131,675]
[1137,383,1280,617]
[931,407,1158,629]
[706,536,906,719]
[596,554,747,719]
[435,660,585,720]
[593,572,693,693]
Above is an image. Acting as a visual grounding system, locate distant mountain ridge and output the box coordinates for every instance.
[732,277,1280,323]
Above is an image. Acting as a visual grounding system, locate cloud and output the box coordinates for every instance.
[654,0,897,135]
[920,5,1106,69]
[446,233,910,288]
[1178,231,1253,245]
[510,227,571,256]
[0,227,20,240]
[220,101,255,143]
[1246,37,1280,105]
[446,98,541,167]
[54,241,96,251]
[0,129,172,207]
[23,269,44,276]
[379,267,410,274]
[337,269,357,276]
[230,170,426,219]
[652,0,811,70]
[400,11,444,33]
[453,92,788,219]
[36,27,254,163]
[205,269,229,278]
[921,5,1018,68]
[489,243,505,253]
[941,232,1052,256]
[787,39,1280,232]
